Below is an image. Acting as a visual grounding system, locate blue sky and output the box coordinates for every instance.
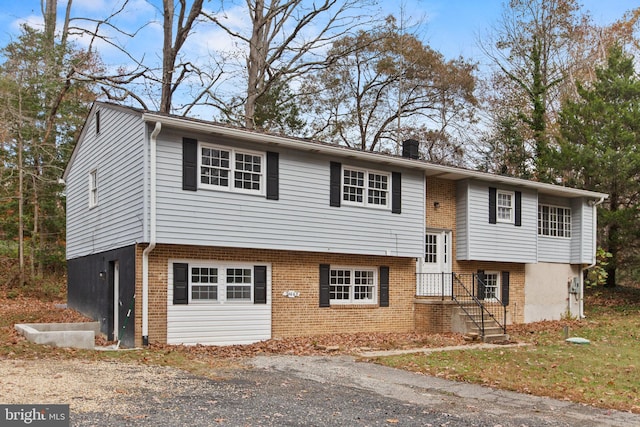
[0,0,635,116]
[0,0,635,66]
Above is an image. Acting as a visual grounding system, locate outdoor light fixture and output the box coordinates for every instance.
[433,201,440,208]
[99,270,107,280]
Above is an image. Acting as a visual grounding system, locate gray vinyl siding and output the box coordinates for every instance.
[537,196,595,264]
[65,107,146,259]
[537,195,572,263]
[456,180,537,263]
[154,129,424,257]
[166,260,271,345]
[573,198,595,264]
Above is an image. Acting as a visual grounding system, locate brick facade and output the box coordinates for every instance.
[424,176,526,325]
[134,244,416,347]
[128,177,528,346]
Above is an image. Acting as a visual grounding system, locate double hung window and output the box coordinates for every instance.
[189,264,254,303]
[329,267,377,304]
[200,143,264,194]
[88,169,98,208]
[482,272,500,300]
[497,190,514,223]
[342,167,390,209]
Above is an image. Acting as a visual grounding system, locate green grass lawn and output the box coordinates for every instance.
[372,286,640,413]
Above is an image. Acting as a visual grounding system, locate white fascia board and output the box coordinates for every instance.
[142,113,609,201]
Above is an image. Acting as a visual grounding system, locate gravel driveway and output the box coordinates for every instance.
[1,356,638,426]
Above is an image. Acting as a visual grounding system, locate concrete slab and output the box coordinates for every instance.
[15,322,100,350]
[358,342,529,358]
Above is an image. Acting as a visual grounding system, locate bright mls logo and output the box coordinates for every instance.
[1,405,69,426]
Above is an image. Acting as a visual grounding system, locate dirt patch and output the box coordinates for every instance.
[0,359,206,414]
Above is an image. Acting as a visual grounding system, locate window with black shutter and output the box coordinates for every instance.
[173,263,189,304]
[266,152,279,200]
[254,266,267,304]
[182,138,198,191]
[391,173,401,214]
[379,266,389,307]
[501,271,510,306]
[329,162,341,207]
[319,264,330,307]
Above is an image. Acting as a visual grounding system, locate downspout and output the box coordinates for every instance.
[580,196,606,318]
[142,121,161,345]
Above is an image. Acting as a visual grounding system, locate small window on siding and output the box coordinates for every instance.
[175,262,267,304]
[497,190,514,223]
[95,110,100,135]
[88,169,98,208]
[199,143,265,195]
[342,166,390,209]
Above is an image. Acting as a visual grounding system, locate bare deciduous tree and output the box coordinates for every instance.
[302,17,477,158]
[205,0,375,129]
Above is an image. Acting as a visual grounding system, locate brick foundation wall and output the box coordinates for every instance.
[134,244,416,346]
[414,299,456,333]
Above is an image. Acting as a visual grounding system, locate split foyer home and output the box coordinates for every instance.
[63,103,607,348]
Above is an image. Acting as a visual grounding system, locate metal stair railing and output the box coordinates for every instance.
[452,273,507,336]
[415,272,507,336]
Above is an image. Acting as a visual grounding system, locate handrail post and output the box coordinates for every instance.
[503,301,507,333]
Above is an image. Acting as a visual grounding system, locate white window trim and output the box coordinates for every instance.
[198,142,266,196]
[483,271,500,301]
[88,169,98,208]
[341,166,391,210]
[186,261,255,304]
[496,190,514,224]
[538,203,572,239]
[329,265,378,305]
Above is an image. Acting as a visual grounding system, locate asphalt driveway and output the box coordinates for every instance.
[66,355,640,427]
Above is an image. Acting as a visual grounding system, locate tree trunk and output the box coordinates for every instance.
[18,136,24,286]
[604,222,618,288]
[160,0,175,113]
[31,174,38,280]
[245,0,267,129]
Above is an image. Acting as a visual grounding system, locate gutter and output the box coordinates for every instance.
[141,121,161,345]
[580,196,607,318]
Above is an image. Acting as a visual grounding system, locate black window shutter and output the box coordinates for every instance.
[514,191,522,226]
[319,264,330,307]
[266,152,279,200]
[254,266,267,304]
[329,162,341,207]
[501,271,510,306]
[173,263,189,304]
[379,266,390,307]
[488,187,497,224]
[391,172,401,214]
[476,269,486,300]
[182,138,198,191]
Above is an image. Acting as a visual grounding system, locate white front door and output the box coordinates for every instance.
[418,230,452,295]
